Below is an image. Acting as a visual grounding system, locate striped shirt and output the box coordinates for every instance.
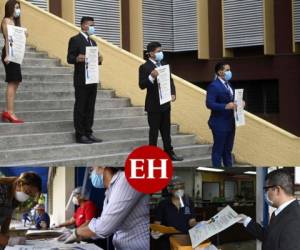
[88,171,149,250]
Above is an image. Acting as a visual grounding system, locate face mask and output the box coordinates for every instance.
[72,196,79,206]
[14,9,21,18]
[90,170,104,189]
[155,51,164,62]
[175,189,184,198]
[87,26,95,36]
[174,189,185,208]
[264,192,274,207]
[224,70,232,81]
[15,191,30,203]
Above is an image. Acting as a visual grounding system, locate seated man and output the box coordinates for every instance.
[56,187,97,229]
[34,204,50,230]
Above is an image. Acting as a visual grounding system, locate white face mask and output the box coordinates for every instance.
[72,196,79,206]
[174,189,185,208]
[15,191,30,203]
[175,189,184,197]
[264,192,274,207]
[14,8,21,18]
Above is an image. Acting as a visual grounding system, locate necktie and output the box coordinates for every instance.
[87,37,92,46]
[156,62,161,67]
[269,211,276,224]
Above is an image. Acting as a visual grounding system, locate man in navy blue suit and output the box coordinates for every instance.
[206,62,237,167]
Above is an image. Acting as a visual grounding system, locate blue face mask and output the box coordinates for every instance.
[87,26,95,36]
[224,70,232,81]
[155,51,164,62]
[90,170,104,189]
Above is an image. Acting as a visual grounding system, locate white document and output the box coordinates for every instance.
[7,25,27,65]
[85,47,99,84]
[5,240,103,250]
[156,65,172,105]
[26,228,64,237]
[189,205,240,248]
[234,89,246,127]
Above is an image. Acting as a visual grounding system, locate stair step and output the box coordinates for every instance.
[15,107,145,121]
[0,66,73,74]
[0,90,115,101]
[21,58,60,66]
[0,116,147,135]
[0,139,211,166]
[0,98,130,111]
[0,82,74,92]
[0,74,73,82]
[0,153,212,167]
[0,127,187,150]
[0,51,50,59]
[0,125,179,150]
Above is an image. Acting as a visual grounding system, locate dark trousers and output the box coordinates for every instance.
[211,128,235,167]
[74,84,97,138]
[147,110,173,153]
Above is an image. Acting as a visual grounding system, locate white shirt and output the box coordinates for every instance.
[243,198,296,227]
[218,76,233,96]
[148,58,160,84]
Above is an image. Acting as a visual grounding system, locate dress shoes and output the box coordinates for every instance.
[76,135,93,144]
[2,111,24,124]
[87,134,103,143]
[168,151,184,161]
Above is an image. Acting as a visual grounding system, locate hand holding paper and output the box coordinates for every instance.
[234,89,246,127]
[189,206,241,248]
[156,65,172,105]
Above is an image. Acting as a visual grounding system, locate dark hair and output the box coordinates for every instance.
[146,41,162,53]
[265,169,294,196]
[81,16,94,25]
[4,0,21,27]
[19,172,42,192]
[214,62,228,75]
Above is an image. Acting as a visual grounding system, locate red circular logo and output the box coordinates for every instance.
[125,145,173,194]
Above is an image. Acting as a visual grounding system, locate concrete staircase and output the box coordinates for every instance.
[0,40,212,167]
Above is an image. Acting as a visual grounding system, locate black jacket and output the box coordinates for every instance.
[246,200,300,250]
[139,60,176,113]
[67,33,98,86]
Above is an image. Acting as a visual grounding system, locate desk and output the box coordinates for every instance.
[170,234,211,250]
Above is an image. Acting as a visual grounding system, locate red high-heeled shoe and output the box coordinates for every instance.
[2,111,24,124]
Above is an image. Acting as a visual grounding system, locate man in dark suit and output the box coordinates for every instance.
[206,62,236,167]
[238,169,300,250]
[67,16,103,144]
[139,42,183,161]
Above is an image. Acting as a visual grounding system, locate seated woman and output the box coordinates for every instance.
[56,186,97,229]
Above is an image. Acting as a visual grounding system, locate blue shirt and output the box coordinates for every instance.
[35,212,50,229]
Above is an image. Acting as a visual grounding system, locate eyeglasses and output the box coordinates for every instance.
[263,185,277,191]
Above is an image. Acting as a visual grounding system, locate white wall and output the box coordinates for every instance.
[50,167,75,225]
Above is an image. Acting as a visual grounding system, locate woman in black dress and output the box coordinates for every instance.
[1,0,24,123]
